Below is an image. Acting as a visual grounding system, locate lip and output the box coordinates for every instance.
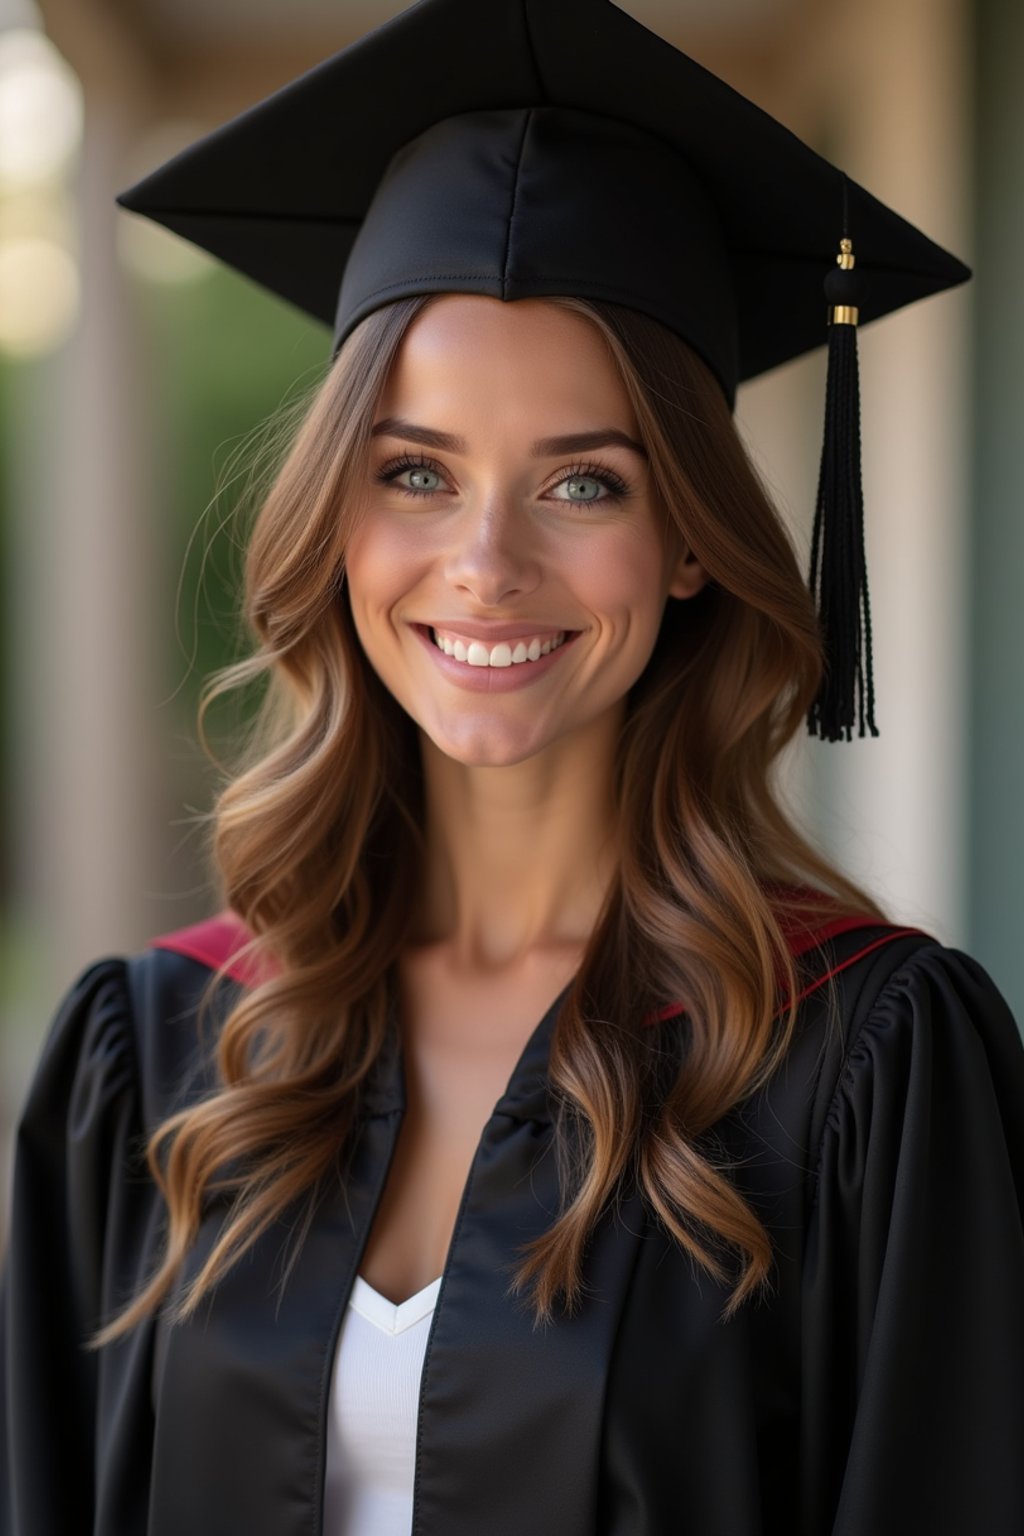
[410,623,582,692]
[417,619,571,642]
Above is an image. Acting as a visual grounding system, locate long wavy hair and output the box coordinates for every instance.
[93,293,889,1347]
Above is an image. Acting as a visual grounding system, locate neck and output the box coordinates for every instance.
[408,707,622,972]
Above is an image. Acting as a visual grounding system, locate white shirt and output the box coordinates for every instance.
[324,1272,443,1535]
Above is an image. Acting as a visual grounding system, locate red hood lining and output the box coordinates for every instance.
[150,898,925,1025]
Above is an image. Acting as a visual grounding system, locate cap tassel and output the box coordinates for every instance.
[807,233,879,741]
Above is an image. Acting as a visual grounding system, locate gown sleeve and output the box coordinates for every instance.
[0,957,156,1536]
[800,941,1024,1535]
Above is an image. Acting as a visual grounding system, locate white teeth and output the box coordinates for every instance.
[431,628,567,667]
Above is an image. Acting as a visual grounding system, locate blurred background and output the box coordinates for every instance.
[1,0,1021,1232]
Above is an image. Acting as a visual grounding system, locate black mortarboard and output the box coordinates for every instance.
[115,0,971,743]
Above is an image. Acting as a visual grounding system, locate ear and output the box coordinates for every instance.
[667,542,709,601]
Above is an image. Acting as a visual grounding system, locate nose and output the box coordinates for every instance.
[443,496,542,607]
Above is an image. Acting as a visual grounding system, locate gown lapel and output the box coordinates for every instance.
[148,1061,404,1534]
[409,981,648,1536]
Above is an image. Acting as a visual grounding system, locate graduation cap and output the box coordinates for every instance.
[115,0,970,743]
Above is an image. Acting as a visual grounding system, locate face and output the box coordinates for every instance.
[345,295,707,768]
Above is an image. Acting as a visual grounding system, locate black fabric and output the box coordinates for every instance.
[3,927,1023,1534]
[807,311,876,742]
[114,0,970,401]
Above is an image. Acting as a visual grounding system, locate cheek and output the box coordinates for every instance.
[345,514,428,627]
[570,523,669,638]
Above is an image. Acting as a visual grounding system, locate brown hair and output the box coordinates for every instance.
[92,293,887,1347]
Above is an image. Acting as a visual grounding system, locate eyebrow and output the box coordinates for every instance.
[370,416,648,460]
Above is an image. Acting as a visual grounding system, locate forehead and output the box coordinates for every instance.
[378,295,637,430]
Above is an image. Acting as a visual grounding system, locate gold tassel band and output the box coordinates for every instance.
[829,242,859,324]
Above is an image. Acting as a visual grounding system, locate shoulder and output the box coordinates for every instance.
[753,914,1022,1184]
[806,927,1024,1190]
[23,913,260,1142]
[775,897,1019,1068]
[144,910,266,988]
[127,911,270,1129]
[16,956,138,1145]
[812,923,1021,1080]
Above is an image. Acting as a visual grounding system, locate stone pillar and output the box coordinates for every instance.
[7,5,163,1005]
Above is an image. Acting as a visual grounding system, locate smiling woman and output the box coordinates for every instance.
[3,1,1023,1534]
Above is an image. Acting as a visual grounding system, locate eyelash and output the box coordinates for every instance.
[375,452,631,505]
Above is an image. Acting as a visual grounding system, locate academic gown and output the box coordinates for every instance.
[2,910,1024,1536]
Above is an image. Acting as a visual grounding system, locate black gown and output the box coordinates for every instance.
[2,914,1023,1535]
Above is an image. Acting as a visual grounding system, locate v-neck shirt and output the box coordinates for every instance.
[323,1272,444,1534]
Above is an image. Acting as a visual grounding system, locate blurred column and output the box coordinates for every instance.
[968,0,1024,1021]
[14,2,163,994]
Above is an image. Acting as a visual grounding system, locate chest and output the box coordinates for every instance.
[358,954,581,1304]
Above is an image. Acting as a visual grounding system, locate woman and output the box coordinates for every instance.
[3,2,1023,1533]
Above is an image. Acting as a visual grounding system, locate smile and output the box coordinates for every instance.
[431,627,568,667]
[410,623,581,692]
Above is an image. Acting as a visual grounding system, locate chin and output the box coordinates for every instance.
[425,724,554,769]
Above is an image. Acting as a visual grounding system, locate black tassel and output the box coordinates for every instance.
[806,230,879,742]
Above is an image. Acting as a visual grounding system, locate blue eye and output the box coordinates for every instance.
[548,461,631,506]
[553,473,609,504]
[398,465,444,494]
[376,454,448,499]
[374,453,631,506]
[373,454,445,497]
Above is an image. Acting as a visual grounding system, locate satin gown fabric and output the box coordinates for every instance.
[2,921,1023,1534]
